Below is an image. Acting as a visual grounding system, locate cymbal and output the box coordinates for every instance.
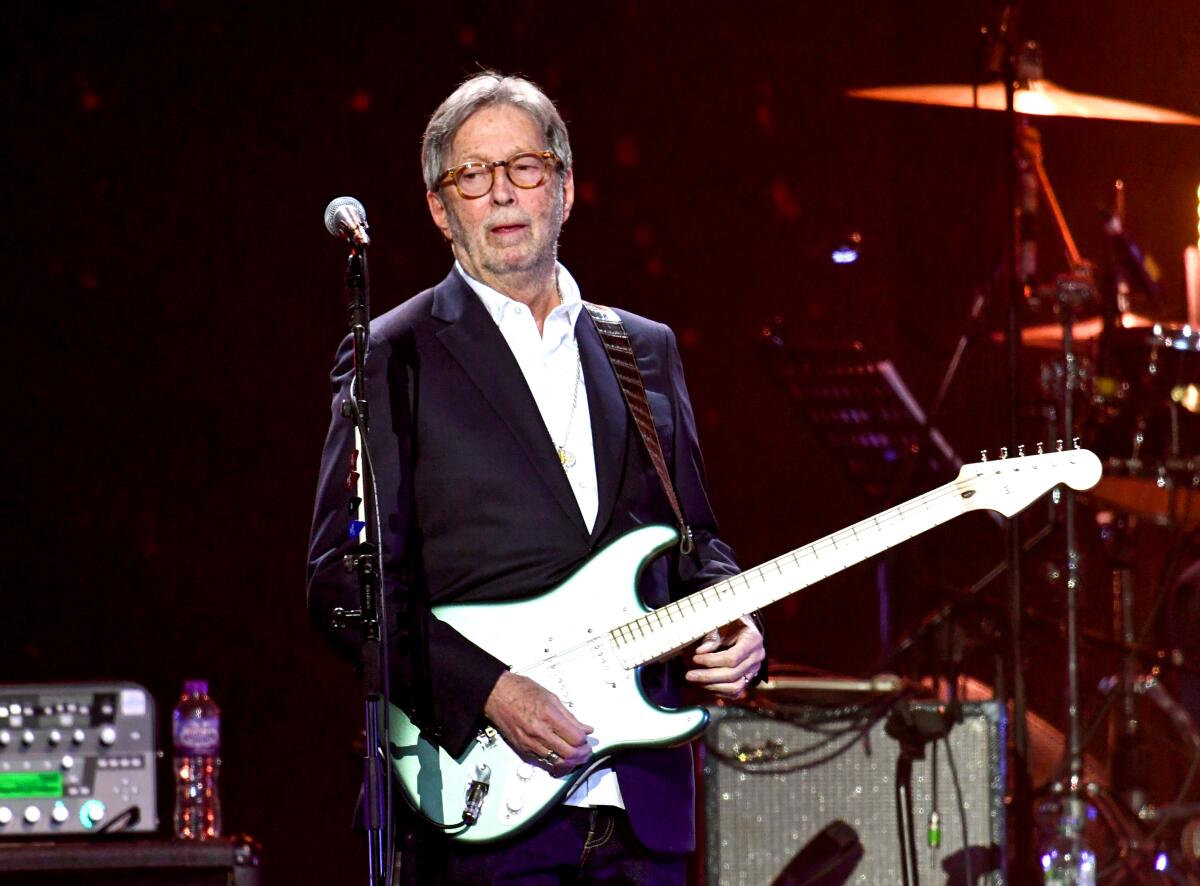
[989,311,1159,349]
[847,79,1200,125]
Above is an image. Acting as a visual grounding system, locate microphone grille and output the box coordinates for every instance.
[324,196,367,237]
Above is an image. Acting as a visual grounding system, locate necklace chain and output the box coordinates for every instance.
[553,276,582,471]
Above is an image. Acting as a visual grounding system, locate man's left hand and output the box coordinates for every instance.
[685,616,765,700]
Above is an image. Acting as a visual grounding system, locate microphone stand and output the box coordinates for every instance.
[330,242,392,886]
[885,700,962,886]
[991,7,1037,878]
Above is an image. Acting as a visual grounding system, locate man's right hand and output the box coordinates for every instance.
[482,671,593,773]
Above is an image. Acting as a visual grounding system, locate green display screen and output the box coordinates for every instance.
[0,771,63,798]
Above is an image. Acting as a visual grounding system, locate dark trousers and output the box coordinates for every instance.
[398,806,688,885]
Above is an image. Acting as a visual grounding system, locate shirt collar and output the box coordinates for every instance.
[455,261,584,330]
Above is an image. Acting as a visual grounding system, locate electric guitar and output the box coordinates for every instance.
[388,445,1102,843]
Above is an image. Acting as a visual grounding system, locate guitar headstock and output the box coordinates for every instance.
[955,443,1102,518]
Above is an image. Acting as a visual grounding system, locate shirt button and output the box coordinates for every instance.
[513,305,524,314]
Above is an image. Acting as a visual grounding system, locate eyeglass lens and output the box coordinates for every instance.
[455,153,550,197]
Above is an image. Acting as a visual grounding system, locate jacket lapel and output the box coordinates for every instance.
[431,271,590,537]
[577,308,628,542]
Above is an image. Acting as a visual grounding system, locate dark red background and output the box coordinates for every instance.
[5,2,1198,880]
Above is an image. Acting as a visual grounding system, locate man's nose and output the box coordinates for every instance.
[490,165,516,204]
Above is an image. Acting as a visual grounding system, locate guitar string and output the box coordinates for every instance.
[508,454,1085,677]
[616,453,1085,653]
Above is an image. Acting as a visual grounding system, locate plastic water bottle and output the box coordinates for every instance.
[172,679,222,840]
[1040,803,1096,885]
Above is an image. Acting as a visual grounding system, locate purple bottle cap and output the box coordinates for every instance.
[183,679,209,696]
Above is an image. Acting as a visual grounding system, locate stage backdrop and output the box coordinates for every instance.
[5,2,1198,882]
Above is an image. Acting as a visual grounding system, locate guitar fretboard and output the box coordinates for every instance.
[608,476,971,668]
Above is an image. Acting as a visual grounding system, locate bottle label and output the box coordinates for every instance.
[174,717,220,753]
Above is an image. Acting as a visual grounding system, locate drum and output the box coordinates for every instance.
[1089,324,1200,524]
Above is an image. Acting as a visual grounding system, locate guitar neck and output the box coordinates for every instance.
[610,477,970,668]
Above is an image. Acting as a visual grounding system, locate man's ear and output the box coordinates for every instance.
[426,190,453,242]
[561,168,575,225]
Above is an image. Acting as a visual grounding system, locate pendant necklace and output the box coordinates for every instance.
[555,353,582,470]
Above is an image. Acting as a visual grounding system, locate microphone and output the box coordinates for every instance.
[324,196,371,247]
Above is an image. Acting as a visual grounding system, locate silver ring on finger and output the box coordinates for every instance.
[742,674,753,684]
[542,750,561,766]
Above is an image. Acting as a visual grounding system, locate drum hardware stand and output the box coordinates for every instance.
[1015,94,1107,868]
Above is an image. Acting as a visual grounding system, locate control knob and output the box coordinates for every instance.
[23,806,41,824]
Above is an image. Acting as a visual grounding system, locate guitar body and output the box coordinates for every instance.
[388,523,708,844]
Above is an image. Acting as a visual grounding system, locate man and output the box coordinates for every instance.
[307,71,765,884]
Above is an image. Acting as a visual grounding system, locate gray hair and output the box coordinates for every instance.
[421,71,573,192]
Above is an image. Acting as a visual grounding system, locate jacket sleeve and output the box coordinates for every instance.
[306,326,507,757]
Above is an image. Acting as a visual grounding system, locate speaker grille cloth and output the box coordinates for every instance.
[703,701,1005,885]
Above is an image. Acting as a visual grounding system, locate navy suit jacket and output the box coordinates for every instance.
[307,268,740,854]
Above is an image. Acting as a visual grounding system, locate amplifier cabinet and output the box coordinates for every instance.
[703,701,1006,885]
[0,837,260,885]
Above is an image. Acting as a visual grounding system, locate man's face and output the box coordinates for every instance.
[427,104,574,290]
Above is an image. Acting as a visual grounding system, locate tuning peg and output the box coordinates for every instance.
[1056,439,1064,452]
[980,449,988,462]
[1018,444,1025,457]
[1000,446,1008,459]
[1072,436,1081,450]
[1037,442,1045,455]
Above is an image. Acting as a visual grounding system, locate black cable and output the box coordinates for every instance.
[707,700,895,775]
[942,735,972,886]
[930,740,940,846]
[95,805,140,833]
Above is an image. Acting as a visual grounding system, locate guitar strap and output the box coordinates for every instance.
[584,302,695,556]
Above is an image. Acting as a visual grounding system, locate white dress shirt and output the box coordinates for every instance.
[456,261,625,809]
